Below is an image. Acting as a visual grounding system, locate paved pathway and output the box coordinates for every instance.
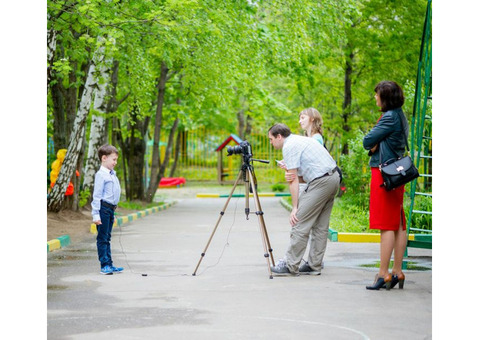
[47,197,432,339]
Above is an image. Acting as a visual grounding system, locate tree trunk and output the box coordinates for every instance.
[145,62,169,202]
[83,53,112,199]
[51,79,67,152]
[65,61,80,136]
[342,50,354,155]
[47,28,56,87]
[237,109,245,140]
[113,116,130,197]
[245,115,252,140]
[236,108,252,141]
[124,105,148,200]
[48,45,102,212]
[169,128,182,177]
[71,132,86,211]
[158,117,179,178]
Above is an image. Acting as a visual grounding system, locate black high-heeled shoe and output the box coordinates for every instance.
[390,273,406,289]
[366,273,392,290]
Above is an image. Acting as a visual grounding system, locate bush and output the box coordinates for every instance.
[271,183,286,192]
[339,130,371,210]
[330,198,373,233]
[404,194,432,233]
[283,196,372,233]
[79,188,90,208]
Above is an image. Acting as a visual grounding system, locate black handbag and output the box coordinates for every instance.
[380,155,419,191]
[379,115,419,191]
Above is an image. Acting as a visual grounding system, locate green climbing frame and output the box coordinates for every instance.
[406,0,432,250]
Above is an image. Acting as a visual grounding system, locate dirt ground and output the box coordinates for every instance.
[47,206,137,243]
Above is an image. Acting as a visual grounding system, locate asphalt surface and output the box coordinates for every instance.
[47,197,432,340]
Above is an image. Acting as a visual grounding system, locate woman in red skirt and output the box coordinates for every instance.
[363,81,409,290]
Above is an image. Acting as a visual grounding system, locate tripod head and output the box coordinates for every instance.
[226,140,270,168]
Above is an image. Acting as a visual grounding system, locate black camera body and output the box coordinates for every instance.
[226,141,256,192]
[227,141,252,158]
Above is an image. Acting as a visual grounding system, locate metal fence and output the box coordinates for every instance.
[150,127,344,185]
[152,127,284,184]
[175,128,284,183]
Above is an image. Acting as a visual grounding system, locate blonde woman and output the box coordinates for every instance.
[299,107,324,146]
[279,107,325,176]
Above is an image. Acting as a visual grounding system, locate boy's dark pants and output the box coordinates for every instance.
[97,205,115,268]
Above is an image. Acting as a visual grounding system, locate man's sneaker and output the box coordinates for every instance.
[270,259,292,275]
[100,265,113,275]
[299,261,321,275]
[111,266,124,273]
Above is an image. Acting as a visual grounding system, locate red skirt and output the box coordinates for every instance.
[369,167,406,231]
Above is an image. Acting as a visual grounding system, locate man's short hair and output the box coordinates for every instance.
[98,144,119,161]
[268,123,291,138]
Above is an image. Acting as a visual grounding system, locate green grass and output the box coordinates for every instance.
[117,200,165,211]
[329,198,373,233]
[283,196,373,233]
[360,261,431,271]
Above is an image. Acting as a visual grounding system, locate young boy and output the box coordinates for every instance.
[91,144,123,275]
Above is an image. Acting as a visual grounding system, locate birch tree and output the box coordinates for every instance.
[82,41,113,199]
[48,42,104,212]
[47,28,56,86]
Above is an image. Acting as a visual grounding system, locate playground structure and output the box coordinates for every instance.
[406,0,432,251]
[49,148,79,196]
[215,133,243,183]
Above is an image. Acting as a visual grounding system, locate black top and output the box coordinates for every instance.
[363,108,409,167]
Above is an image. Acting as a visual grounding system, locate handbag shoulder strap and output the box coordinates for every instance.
[380,110,409,164]
[398,110,410,152]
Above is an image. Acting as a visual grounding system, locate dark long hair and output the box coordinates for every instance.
[375,81,404,112]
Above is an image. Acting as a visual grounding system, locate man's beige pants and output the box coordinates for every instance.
[285,172,340,273]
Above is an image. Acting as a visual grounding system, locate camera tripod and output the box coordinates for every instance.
[192,161,276,279]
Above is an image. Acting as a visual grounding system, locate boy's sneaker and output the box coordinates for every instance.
[299,261,321,275]
[270,259,292,275]
[100,265,113,275]
[111,266,124,273]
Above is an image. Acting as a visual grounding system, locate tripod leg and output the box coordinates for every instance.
[247,169,275,279]
[244,178,250,219]
[192,170,243,276]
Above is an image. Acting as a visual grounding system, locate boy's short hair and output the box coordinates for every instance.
[98,144,119,161]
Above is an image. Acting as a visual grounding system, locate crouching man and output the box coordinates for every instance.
[268,123,339,275]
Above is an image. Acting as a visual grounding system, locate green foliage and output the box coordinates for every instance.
[78,188,91,208]
[329,198,372,233]
[271,183,286,192]
[47,0,429,204]
[117,200,165,211]
[404,195,432,233]
[339,130,371,209]
[283,196,371,233]
[175,167,217,181]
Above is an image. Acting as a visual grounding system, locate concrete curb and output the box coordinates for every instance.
[277,197,414,243]
[89,200,178,234]
[47,201,178,252]
[47,235,71,252]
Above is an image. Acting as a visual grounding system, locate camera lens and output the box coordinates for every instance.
[227,145,242,155]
